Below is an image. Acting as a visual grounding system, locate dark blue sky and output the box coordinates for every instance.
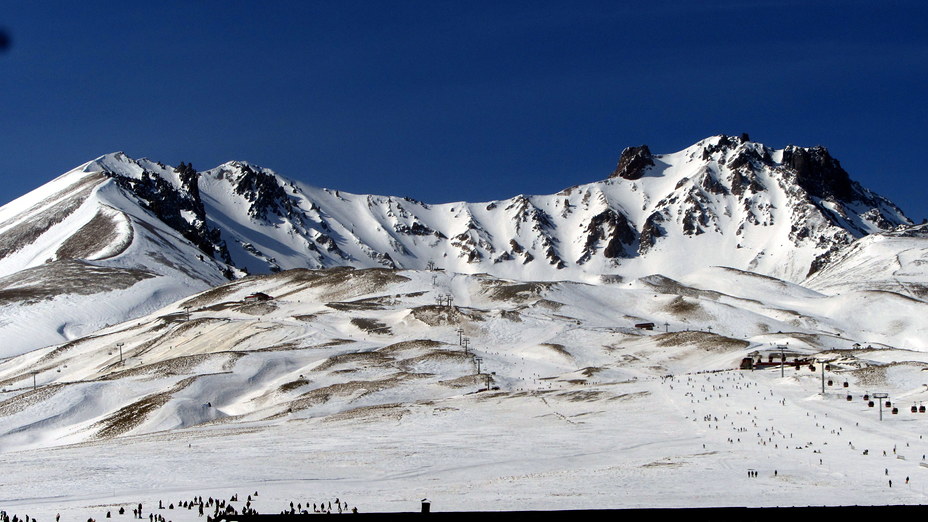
[3,1,927,219]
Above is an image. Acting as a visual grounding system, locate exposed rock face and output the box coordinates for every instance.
[577,209,636,264]
[638,212,667,255]
[2,136,909,295]
[230,163,295,220]
[610,145,654,180]
[781,145,854,201]
[110,166,232,266]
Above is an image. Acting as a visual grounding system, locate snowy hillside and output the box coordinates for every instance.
[804,222,928,296]
[0,136,912,356]
[4,267,928,515]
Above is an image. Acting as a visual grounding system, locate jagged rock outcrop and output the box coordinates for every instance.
[0,136,911,298]
[229,163,295,220]
[109,165,232,266]
[577,209,636,264]
[610,145,654,180]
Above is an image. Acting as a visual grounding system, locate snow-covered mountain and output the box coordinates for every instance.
[5,265,928,514]
[0,135,912,356]
[805,222,928,296]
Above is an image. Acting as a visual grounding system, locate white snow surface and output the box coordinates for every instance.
[2,267,928,516]
[0,136,927,515]
[0,136,913,356]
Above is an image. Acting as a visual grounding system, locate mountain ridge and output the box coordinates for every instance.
[0,135,914,356]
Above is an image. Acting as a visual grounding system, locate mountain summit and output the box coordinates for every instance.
[0,135,911,355]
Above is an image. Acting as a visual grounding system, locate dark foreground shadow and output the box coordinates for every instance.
[222,505,928,522]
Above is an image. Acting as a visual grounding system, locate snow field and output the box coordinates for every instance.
[2,266,928,516]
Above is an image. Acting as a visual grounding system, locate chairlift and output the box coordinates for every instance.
[892,407,899,415]
[920,404,926,414]
[863,394,870,400]
[912,405,918,413]
[809,365,816,372]
[843,381,849,388]
[868,401,875,408]
[886,400,892,408]
[827,380,833,386]
[825,364,832,371]
[846,395,852,401]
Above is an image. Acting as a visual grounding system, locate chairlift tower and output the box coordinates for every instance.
[117,342,125,364]
[777,345,788,378]
[462,338,470,355]
[873,392,889,421]
[475,356,483,374]
[819,358,833,395]
[456,328,464,346]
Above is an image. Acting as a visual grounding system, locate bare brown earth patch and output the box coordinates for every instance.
[326,296,392,311]
[845,363,928,387]
[556,390,610,402]
[34,336,100,366]
[408,305,486,326]
[438,374,483,388]
[540,343,573,358]
[315,351,393,372]
[608,391,652,402]
[377,339,445,355]
[289,374,422,411]
[323,402,410,422]
[639,274,725,301]
[0,172,104,261]
[180,281,252,309]
[655,331,749,351]
[664,296,702,317]
[254,342,305,353]
[100,352,244,380]
[0,260,155,305]
[350,317,391,334]
[481,281,558,302]
[55,209,130,260]
[306,268,410,301]
[0,384,67,418]
[532,299,565,310]
[92,376,197,439]
[235,301,278,316]
[277,378,312,394]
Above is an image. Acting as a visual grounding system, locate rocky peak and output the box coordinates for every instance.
[228,163,294,220]
[107,162,232,270]
[781,145,854,201]
[174,162,205,222]
[699,134,755,162]
[610,145,654,180]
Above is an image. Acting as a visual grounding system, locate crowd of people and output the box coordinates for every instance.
[667,368,924,490]
[1,492,359,522]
